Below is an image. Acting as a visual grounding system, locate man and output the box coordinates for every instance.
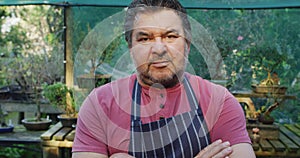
[72,0,256,157]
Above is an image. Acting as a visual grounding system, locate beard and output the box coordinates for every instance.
[136,56,186,88]
[133,43,189,88]
[138,67,184,88]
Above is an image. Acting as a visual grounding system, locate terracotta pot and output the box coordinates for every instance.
[22,118,52,131]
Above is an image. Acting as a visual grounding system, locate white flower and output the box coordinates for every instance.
[1,14,20,34]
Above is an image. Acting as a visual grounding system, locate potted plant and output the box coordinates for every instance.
[15,54,53,131]
[258,102,279,124]
[43,82,77,127]
[0,104,14,133]
[250,45,288,94]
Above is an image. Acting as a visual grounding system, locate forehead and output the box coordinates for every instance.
[132,9,184,33]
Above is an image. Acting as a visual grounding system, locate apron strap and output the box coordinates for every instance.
[131,79,141,123]
[183,76,200,111]
[131,75,203,121]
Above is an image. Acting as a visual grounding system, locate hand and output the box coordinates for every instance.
[194,139,233,158]
[110,153,134,158]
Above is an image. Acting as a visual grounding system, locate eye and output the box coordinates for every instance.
[137,37,150,42]
[167,35,178,39]
[164,34,179,42]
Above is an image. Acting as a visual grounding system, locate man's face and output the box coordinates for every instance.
[130,9,189,88]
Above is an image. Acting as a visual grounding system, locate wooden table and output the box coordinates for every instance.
[41,122,300,158]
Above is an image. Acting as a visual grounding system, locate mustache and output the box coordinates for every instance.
[148,56,172,64]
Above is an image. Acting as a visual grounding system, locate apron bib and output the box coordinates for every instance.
[128,77,211,158]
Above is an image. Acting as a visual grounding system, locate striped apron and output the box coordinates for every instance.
[128,77,211,158]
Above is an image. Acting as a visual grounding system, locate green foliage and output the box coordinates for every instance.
[0,146,23,158]
[187,8,300,122]
[43,83,76,116]
[43,83,69,106]
[188,9,299,89]
[0,5,64,88]
[0,144,41,158]
[71,7,122,59]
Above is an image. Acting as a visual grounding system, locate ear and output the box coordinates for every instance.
[185,41,191,55]
[129,46,133,56]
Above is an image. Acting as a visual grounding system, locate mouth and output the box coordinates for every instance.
[150,60,170,68]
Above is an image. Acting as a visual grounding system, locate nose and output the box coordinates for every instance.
[151,37,167,56]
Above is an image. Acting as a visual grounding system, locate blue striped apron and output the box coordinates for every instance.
[128,77,211,158]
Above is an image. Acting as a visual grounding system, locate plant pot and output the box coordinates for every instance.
[251,84,287,94]
[0,125,14,133]
[259,115,275,125]
[0,86,10,100]
[57,114,77,128]
[247,118,258,124]
[22,118,52,131]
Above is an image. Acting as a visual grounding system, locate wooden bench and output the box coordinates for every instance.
[41,122,300,158]
[41,122,74,158]
[250,124,300,157]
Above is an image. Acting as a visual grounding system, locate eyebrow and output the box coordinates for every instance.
[165,29,180,35]
[134,29,181,39]
[135,31,150,38]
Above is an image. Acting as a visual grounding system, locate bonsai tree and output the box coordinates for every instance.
[250,45,287,85]
[257,102,279,124]
[4,49,64,130]
[75,23,122,89]
[3,53,55,130]
[43,82,77,117]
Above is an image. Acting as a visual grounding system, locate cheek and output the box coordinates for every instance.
[130,46,149,65]
[168,43,187,60]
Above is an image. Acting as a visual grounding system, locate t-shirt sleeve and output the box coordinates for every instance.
[72,89,109,155]
[209,87,251,145]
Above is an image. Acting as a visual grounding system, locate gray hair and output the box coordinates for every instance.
[124,0,191,47]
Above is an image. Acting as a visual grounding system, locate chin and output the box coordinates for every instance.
[149,69,174,80]
[141,70,182,88]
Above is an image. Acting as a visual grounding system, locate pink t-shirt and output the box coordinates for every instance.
[72,73,251,155]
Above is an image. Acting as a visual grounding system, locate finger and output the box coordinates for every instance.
[195,139,223,158]
[212,146,232,158]
[110,153,134,158]
[203,139,223,152]
[195,140,231,158]
[209,141,231,158]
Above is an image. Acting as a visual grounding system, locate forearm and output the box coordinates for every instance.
[230,143,256,158]
[72,152,108,158]
[194,140,256,158]
[72,152,134,158]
